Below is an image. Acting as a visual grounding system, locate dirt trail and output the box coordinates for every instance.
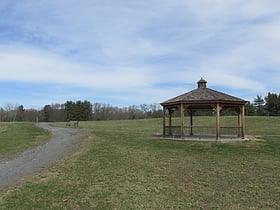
[0,123,83,190]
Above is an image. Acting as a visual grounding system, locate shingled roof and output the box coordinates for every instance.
[161,78,247,106]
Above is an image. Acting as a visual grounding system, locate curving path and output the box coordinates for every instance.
[0,123,83,190]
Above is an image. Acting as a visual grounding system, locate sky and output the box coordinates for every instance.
[0,0,279,109]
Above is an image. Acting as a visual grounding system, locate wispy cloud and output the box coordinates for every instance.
[0,0,279,107]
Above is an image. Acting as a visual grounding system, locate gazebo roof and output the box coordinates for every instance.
[161,78,247,107]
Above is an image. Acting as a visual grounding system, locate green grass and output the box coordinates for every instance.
[245,116,280,135]
[1,117,280,209]
[0,122,50,158]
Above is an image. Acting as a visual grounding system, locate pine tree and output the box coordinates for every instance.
[265,92,280,116]
[253,95,265,116]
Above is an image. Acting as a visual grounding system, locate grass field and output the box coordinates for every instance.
[0,122,50,158]
[1,117,280,209]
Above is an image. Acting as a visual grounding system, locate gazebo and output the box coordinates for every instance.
[160,78,247,140]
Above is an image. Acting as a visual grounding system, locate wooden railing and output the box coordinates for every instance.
[164,126,242,138]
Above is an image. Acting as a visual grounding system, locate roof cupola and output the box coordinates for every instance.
[197,78,207,88]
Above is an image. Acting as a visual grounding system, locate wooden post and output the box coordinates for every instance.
[180,104,185,138]
[237,107,242,137]
[162,107,166,137]
[236,105,245,138]
[241,105,245,139]
[216,103,221,141]
[190,110,193,136]
[168,108,172,136]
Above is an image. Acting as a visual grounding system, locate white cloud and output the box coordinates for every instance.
[0,45,162,90]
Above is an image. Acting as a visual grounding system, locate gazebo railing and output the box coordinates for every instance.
[164,126,242,138]
[220,126,242,137]
[189,126,216,136]
[164,126,181,137]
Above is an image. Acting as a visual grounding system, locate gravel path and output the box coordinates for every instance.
[0,123,83,190]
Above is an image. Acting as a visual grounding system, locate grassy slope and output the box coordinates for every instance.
[0,122,50,158]
[1,117,280,209]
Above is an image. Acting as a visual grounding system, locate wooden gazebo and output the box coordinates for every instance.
[160,78,247,140]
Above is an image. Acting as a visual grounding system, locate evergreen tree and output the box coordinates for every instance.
[245,102,256,116]
[64,101,75,120]
[254,95,265,116]
[16,105,25,121]
[64,100,93,121]
[42,105,52,122]
[265,92,280,116]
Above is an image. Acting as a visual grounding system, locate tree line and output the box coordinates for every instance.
[0,100,162,122]
[0,91,279,122]
[246,92,280,116]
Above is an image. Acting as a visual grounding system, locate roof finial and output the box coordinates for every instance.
[197,77,207,88]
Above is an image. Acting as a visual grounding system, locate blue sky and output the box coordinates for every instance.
[0,0,279,109]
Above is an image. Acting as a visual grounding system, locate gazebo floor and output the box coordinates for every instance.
[160,135,254,142]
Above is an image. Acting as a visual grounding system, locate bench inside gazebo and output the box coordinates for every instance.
[160,78,247,140]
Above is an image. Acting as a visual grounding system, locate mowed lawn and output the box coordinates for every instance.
[1,117,280,209]
[0,122,50,158]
